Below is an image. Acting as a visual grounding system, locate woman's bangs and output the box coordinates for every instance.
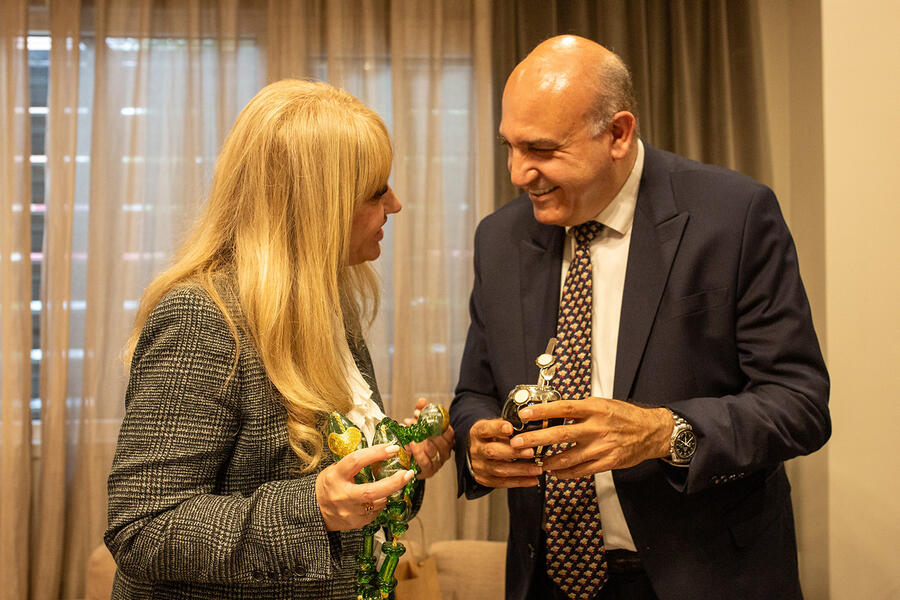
[357,119,393,202]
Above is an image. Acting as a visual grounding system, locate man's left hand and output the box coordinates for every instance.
[510,398,672,478]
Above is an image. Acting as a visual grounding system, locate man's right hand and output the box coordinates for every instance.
[467,418,543,488]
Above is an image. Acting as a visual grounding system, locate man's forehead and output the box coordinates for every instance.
[500,90,583,144]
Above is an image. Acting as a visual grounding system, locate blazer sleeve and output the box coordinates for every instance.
[669,186,831,492]
[105,288,338,585]
[450,221,507,500]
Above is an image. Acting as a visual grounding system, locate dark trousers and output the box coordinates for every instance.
[527,534,660,600]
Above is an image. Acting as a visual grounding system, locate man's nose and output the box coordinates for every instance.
[508,149,537,189]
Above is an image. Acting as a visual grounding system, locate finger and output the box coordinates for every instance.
[409,440,436,474]
[538,446,592,472]
[474,439,534,461]
[415,397,428,411]
[478,457,543,479]
[358,497,389,521]
[470,418,514,440]
[508,423,581,449]
[337,443,400,477]
[432,432,454,459]
[357,468,416,501]
[518,399,598,422]
[403,417,416,426]
[469,440,534,462]
[474,474,541,489]
[547,459,609,480]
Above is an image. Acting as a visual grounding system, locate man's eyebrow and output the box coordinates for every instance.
[497,133,560,148]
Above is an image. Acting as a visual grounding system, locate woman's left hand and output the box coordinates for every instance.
[405,397,455,480]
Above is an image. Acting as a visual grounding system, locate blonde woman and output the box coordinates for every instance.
[105,80,455,599]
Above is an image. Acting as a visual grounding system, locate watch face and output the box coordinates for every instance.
[674,430,697,460]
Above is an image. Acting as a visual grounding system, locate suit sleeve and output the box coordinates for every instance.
[668,186,831,493]
[105,289,339,584]
[450,222,507,499]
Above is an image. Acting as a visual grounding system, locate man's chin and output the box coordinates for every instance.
[531,204,570,227]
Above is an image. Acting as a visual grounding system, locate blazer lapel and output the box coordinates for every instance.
[519,222,565,382]
[614,147,689,401]
[349,337,385,412]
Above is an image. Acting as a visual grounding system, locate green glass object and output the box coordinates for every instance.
[326,412,373,484]
[324,403,450,600]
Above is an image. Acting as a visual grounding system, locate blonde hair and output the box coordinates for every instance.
[125,80,392,472]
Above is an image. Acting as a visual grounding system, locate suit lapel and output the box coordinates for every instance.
[519,221,565,383]
[614,146,689,401]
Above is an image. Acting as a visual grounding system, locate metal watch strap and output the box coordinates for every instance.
[665,411,695,466]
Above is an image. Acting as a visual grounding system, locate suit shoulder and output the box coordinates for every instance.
[475,194,534,237]
[649,144,770,197]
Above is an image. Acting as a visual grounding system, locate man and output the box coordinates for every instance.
[450,35,830,600]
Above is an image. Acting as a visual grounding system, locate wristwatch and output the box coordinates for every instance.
[666,411,697,466]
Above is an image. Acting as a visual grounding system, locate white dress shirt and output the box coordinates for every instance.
[337,334,386,444]
[558,140,644,551]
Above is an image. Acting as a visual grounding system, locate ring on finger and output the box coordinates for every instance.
[363,502,375,515]
[432,450,441,464]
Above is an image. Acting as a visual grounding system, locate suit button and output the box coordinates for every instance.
[295,564,306,576]
[250,570,263,580]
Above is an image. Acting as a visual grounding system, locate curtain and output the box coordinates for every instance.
[1,1,495,597]
[265,0,503,547]
[0,3,33,600]
[490,0,771,207]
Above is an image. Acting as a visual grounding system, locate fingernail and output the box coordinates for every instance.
[502,424,513,435]
[414,409,421,417]
[519,409,532,419]
[404,470,415,482]
[510,437,523,448]
[385,444,400,454]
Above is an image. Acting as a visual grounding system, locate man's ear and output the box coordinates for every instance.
[608,111,636,160]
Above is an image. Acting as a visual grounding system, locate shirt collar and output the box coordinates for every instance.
[566,139,644,237]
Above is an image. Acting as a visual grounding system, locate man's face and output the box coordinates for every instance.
[499,82,616,227]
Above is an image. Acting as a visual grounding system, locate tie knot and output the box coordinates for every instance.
[573,220,603,246]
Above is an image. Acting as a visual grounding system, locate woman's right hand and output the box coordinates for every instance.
[315,443,415,531]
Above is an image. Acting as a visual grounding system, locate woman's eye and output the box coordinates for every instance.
[374,185,389,198]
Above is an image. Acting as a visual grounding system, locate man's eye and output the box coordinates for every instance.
[530,147,555,154]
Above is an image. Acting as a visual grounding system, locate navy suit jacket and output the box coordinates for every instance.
[450,144,830,600]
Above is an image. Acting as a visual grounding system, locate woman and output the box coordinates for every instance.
[105,80,455,599]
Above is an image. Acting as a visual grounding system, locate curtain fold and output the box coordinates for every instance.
[31,2,82,597]
[0,2,33,599]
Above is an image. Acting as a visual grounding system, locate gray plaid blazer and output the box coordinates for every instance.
[106,282,396,599]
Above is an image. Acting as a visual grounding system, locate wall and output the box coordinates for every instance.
[756,1,829,596]
[758,1,900,598]
[821,1,900,598]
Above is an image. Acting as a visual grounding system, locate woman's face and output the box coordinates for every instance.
[348,185,402,265]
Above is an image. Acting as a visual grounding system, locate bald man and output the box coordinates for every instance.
[450,36,829,600]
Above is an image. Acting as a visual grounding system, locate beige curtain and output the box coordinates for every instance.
[3,1,495,597]
[265,0,503,545]
[490,0,771,207]
[0,2,33,600]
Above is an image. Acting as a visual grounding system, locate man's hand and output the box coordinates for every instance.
[467,418,543,488]
[510,398,673,479]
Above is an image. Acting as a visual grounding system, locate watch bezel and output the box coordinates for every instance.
[667,412,696,465]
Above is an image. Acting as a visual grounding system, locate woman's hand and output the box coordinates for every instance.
[405,397,455,480]
[315,443,415,531]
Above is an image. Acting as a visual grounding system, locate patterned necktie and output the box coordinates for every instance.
[544,220,607,599]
